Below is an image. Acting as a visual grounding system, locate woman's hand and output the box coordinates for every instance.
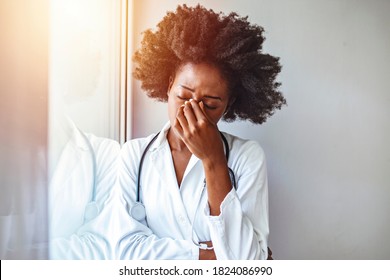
[172,99,225,163]
[173,99,232,216]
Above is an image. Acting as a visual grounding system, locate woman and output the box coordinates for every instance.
[117,4,285,260]
[49,116,120,259]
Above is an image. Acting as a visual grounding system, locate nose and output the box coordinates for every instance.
[191,93,203,103]
[193,97,201,103]
[187,97,202,105]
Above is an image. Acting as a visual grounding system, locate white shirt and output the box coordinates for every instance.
[117,122,269,259]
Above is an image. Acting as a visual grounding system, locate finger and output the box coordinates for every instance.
[183,100,198,127]
[176,104,189,133]
[173,111,193,150]
[198,101,214,123]
[190,99,208,122]
[172,112,185,138]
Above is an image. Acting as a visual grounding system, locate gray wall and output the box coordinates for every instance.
[131,0,390,259]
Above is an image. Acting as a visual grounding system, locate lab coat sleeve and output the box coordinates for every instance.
[50,199,115,259]
[92,136,121,212]
[204,140,269,260]
[50,137,120,259]
[50,235,109,259]
[116,140,199,260]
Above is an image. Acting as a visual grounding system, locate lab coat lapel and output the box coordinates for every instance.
[182,154,200,180]
[150,142,182,198]
[147,122,201,230]
[49,126,94,237]
[50,126,92,195]
[149,139,194,230]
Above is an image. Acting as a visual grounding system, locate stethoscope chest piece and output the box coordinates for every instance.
[84,201,99,222]
[130,202,146,221]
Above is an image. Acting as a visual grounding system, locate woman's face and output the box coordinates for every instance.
[167,62,230,126]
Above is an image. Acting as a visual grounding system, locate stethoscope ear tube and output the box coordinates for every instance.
[78,128,99,223]
[131,133,160,222]
[136,133,160,202]
[220,132,237,190]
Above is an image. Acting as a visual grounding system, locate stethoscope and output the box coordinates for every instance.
[78,128,99,223]
[129,131,236,250]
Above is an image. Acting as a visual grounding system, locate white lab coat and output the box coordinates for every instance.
[117,122,269,260]
[49,120,120,259]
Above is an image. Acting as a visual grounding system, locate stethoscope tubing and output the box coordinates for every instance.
[78,128,99,222]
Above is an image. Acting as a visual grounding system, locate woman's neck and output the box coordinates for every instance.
[167,128,189,152]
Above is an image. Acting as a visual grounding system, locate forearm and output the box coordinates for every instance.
[118,231,199,260]
[204,140,269,260]
[206,189,267,259]
[202,155,232,216]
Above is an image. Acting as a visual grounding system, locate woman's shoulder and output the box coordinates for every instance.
[121,133,159,155]
[221,131,264,152]
[83,133,120,161]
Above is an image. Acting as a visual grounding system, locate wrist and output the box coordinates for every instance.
[202,153,227,170]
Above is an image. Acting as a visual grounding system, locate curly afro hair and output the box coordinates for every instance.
[133,4,286,124]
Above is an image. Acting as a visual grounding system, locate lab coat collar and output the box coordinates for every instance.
[50,117,92,184]
[148,121,171,152]
[67,117,91,152]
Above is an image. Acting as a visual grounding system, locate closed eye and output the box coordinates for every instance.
[203,103,217,110]
[177,95,217,110]
[176,95,190,101]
